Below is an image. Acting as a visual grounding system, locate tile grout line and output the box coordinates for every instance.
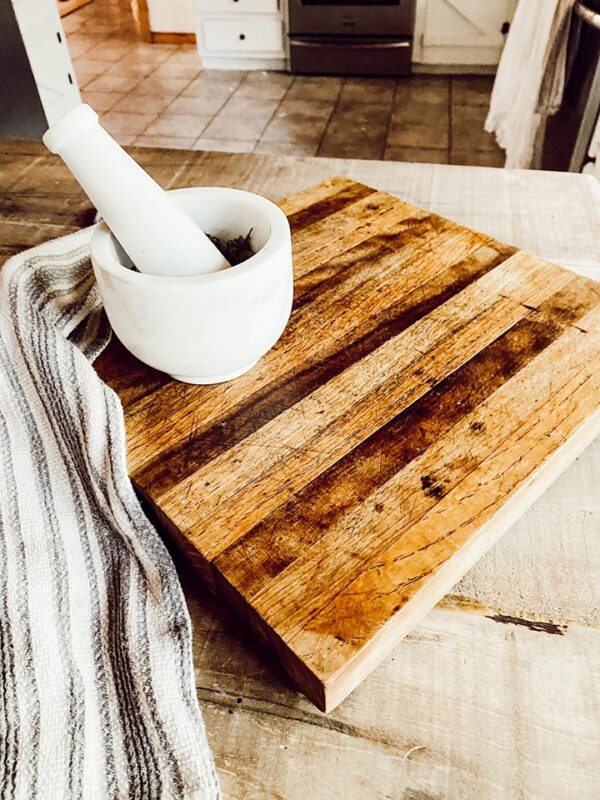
[177,72,249,149]
[315,78,345,157]
[133,59,217,145]
[252,75,298,155]
[75,35,163,114]
[448,75,453,164]
[76,45,133,91]
[217,71,251,116]
[381,80,399,161]
[249,75,290,148]
[192,71,281,153]
[78,37,198,141]
[76,33,148,83]
[132,46,206,140]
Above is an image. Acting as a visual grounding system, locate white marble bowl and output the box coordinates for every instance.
[90,187,293,384]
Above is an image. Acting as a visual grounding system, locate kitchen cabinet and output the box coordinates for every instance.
[193,0,285,70]
[150,0,515,72]
[414,0,517,67]
[10,0,80,127]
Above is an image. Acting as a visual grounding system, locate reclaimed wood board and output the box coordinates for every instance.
[104,176,600,712]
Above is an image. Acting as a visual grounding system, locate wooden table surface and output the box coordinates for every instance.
[2,140,600,800]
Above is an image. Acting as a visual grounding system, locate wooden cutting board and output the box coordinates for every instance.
[102,177,600,712]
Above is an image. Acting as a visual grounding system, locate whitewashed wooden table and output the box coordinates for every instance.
[3,142,600,800]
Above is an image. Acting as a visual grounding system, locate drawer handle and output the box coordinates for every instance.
[239,33,246,40]
[290,37,411,51]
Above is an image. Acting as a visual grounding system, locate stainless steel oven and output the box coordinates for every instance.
[540,1,600,171]
[287,0,416,76]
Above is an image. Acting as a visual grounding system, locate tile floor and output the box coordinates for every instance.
[64,0,504,166]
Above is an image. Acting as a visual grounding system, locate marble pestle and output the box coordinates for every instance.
[42,104,230,276]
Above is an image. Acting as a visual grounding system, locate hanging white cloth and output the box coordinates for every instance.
[485,0,575,168]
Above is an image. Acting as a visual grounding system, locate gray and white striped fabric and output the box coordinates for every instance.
[0,228,220,799]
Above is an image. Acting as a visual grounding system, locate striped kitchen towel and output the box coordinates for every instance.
[0,228,220,800]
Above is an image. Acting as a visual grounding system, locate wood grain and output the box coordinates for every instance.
[151,32,196,45]
[103,177,600,711]
[3,141,600,796]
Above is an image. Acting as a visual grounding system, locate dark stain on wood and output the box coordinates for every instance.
[486,613,567,635]
[215,308,574,598]
[536,280,600,330]
[132,240,515,495]
[292,215,435,310]
[403,790,439,800]
[286,182,376,232]
[420,475,444,499]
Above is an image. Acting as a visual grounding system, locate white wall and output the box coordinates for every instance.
[147,0,194,34]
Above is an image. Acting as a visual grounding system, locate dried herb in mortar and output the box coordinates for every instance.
[208,229,254,266]
[128,229,255,273]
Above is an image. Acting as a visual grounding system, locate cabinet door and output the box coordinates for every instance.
[414,0,517,66]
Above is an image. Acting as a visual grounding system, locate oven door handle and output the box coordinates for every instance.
[575,1,600,29]
[289,37,411,50]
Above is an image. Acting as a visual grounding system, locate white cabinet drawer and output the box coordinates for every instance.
[202,18,283,53]
[200,0,279,14]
